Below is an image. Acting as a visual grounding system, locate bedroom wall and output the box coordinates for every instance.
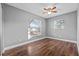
[77,4,79,53]
[2,4,46,48]
[46,11,77,41]
[0,4,2,52]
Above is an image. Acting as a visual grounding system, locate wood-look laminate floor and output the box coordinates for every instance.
[2,38,78,56]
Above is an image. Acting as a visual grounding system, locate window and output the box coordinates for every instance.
[54,19,64,29]
[28,19,41,39]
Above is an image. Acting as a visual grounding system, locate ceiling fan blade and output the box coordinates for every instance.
[44,8,47,10]
[51,6,56,10]
[44,7,53,10]
[51,11,57,13]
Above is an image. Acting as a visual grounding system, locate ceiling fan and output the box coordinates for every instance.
[43,5,57,15]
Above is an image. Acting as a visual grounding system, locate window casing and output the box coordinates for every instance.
[54,19,64,29]
[28,19,41,39]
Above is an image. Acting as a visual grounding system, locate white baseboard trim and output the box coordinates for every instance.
[3,37,77,53]
[45,37,77,43]
[3,37,46,53]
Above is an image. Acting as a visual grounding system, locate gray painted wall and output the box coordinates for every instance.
[46,11,77,41]
[2,4,46,48]
[2,3,77,50]
[0,4,2,52]
[77,4,79,52]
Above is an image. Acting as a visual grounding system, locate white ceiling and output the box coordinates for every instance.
[7,3,78,18]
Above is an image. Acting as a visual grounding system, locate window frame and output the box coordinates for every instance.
[28,19,42,40]
[54,19,64,30]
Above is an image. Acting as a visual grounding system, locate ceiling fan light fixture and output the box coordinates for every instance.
[43,4,58,15]
[48,12,51,15]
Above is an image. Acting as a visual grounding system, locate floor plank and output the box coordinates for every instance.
[2,38,78,56]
